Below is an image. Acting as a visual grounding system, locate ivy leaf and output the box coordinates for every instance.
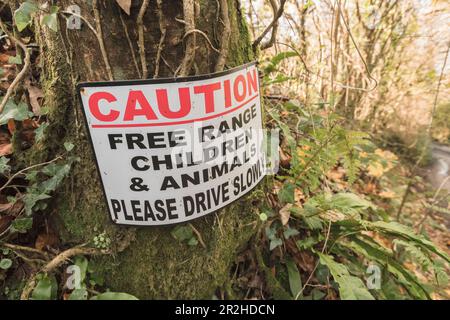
[68,288,88,300]
[283,226,299,239]
[64,141,74,152]
[31,274,58,300]
[0,100,33,125]
[74,256,88,283]
[0,157,11,175]
[35,122,48,142]
[269,238,283,251]
[171,225,193,242]
[286,257,302,298]
[14,1,38,32]
[90,292,138,300]
[23,192,51,215]
[0,258,13,270]
[11,217,33,233]
[8,55,22,65]
[40,163,71,193]
[317,252,374,300]
[41,6,59,32]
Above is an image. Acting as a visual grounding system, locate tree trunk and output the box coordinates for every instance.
[24,0,262,299]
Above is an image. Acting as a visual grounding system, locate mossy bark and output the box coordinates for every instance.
[26,0,264,299]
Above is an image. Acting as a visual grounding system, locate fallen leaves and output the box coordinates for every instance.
[116,0,131,15]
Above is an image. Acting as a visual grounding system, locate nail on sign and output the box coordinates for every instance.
[78,62,266,226]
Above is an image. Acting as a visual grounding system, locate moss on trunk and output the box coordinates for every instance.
[26,0,266,299]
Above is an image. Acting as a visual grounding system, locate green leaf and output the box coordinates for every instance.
[64,141,74,152]
[331,192,375,211]
[90,292,138,300]
[14,1,38,32]
[68,288,88,300]
[41,6,59,32]
[35,122,49,142]
[187,237,198,246]
[317,252,375,300]
[0,100,33,125]
[23,193,51,215]
[365,221,450,262]
[8,55,22,65]
[0,157,11,175]
[171,225,193,242]
[259,212,268,222]
[74,256,88,283]
[286,257,302,298]
[269,238,283,251]
[40,164,71,193]
[278,182,295,204]
[283,226,299,239]
[0,258,13,270]
[11,217,33,233]
[31,274,57,300]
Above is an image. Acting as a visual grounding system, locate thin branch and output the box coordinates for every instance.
[21,246,110,300]
[154,0,167,78]
[252,0,287,51]
[92,0,114,80]
[0,156,62,193]
[260,0,280,50]
[137,0,150,79]
[215,0,231,72]
[177,0,196,77]
[336,1,378,92]
[0,20,31,114]
[188,223,207,249]
[119,10,141,78]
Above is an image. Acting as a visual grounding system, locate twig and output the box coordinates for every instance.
[119,10,141,78]
[2,243,50,259]
[0,20,31,114]
[215,0,231,72]
[183,29,220,53]
[137,0,150,79]
[0,156,62,193]
[177,0,196,77]
[261,0,281,50]
[188,223,207,249]
[92,0,114,80]
[252,0,287,51]
[295,220,332,300]
[154,0,166,78]
[336,1,378,92]
[21,246,110,300]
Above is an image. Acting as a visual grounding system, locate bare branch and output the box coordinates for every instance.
[137,0,150,79]
[154,0,167,78]
[21,246,110,300]
[215,0,231,72]
[0,20,31,114]
[92,0,114,80]
[252,0,287,51]
[177,0,196,77]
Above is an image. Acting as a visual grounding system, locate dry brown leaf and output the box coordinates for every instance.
[279,203,292,225]
[0,215,14,234]
[7,119,16,134]
[0,143,12,156]
[25,79,44,115]
[35,232,60,251]
[116,0,131,15]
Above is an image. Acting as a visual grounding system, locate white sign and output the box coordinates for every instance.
[78,62,266,226]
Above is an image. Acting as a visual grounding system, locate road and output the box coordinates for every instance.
[427,143,450,191]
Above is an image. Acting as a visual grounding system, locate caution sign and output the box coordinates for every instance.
[78,62,266,226]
